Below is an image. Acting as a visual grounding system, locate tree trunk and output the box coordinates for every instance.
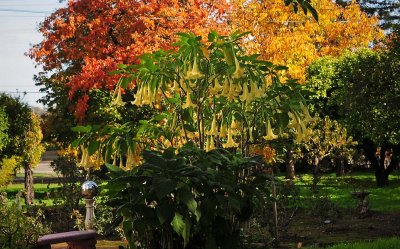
[311,156,320,194]
[285,147,295,179]
[363,139,398,187]
[24,163,35,205]
[336,156,345,177]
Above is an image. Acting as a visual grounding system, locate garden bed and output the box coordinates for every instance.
[279,210,400,248]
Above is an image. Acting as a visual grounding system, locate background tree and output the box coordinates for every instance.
[0,108,8,152]
[299,116,356,190]
[231,0,383,81]
[22,113,45,205]
[0,94,31,159]
[28,0,230,121]
[305,47,400,186]
[337,0,400,32]
[0,94,45,202]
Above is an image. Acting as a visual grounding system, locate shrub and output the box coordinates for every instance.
[0,156,20,188]
[105,143,271,249]
[0,193,48,249]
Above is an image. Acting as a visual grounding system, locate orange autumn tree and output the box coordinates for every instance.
[230,0,383,81]
[28,0,229,120]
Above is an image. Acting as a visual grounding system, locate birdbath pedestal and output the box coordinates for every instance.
[351,191,370,218]
[81,180,99,230]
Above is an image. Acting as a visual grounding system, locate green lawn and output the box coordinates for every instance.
[0,182,61,206]
[286,170,400,211]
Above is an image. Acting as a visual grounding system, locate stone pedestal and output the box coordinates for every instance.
[351,191,370,218]
[84,198,96,230]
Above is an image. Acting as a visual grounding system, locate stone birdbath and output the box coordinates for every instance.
[351,190,370,218]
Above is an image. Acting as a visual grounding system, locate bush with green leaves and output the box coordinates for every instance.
[104,142,270,249]
[0,193,48,249]
[0,156,20,188]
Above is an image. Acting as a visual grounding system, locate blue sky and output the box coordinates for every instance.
[0,0,65,108]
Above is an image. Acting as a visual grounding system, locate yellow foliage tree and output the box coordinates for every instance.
[230,0,383,81]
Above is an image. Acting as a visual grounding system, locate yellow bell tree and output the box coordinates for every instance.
[230,0,383,81]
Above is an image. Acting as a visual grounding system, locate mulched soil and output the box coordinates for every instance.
[279,210,400,248]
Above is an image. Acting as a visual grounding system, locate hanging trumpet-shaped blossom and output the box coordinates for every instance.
[182,93,196,109]
[300,102,316,123]
[131,85,144,106]
[219,123,227,137]
[112,87,125,106]
[207,115,219,136]
[240,84,252,103]
[77,146,93,169]
[221,77,230,96]
[185,59,204,80]
[249,126,254,142]
[223,128,239,148]
[230,118,240,134]
[206,136,216,152]
[172,80,181,92]
[227,81,237,101]
[263,119,278,141]
[209,78,222,95]
[250,81,261,99]
[232,55,245,79]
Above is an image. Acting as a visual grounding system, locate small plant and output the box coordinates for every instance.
[0,192,48,249]
[48,150,84,232]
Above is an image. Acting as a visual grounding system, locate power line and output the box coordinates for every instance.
[0,91,43,94]
[0,8,51,14]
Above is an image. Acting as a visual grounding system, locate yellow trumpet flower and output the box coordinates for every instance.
[182,93,196,109]
[250,82,261,99]
[172,80,180,92]
[207,115,219,136]
[209,78,222,95]
[223,128,239,148]
[219,123,227,137]
[112,87,125,106]
[240,84,251,103]
[221,77,230,96]
[232,56,245,79]
[131,86,143,106]
[230,118,240,134]
[77,147,88,168]
[186,59,204,80]
[287,112,299,128]
[141,85,152,105]
[227,81,236,101]
[300,102,316,123]
[206,136,216,152]
[249,127,254,142]
[263,120,278,141]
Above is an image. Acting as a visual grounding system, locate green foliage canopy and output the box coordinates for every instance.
[305,49,400,146]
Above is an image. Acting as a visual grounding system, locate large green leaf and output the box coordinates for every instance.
[71,125,92,133]
[171,212,191,247]
[88,140,100,156]
[153,178,177,199]
[105,163,123,172]
[178,188,201,222]
[155,200,174,225]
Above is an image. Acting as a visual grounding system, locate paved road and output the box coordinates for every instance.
[35,160,56,174]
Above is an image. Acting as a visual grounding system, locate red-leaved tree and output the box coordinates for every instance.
[28,0,229,120]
